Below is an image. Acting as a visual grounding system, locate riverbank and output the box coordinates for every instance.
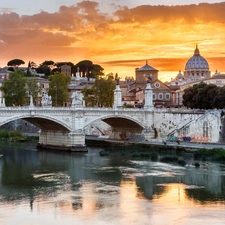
[85,136,225,163]
[0,129,39,142]
[85,135,225,151]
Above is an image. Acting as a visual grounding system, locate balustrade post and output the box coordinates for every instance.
[113,85,122,108]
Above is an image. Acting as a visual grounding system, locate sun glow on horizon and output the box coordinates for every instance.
[0,2,225,80]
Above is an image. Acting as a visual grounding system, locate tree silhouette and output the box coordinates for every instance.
[7,59,25,67]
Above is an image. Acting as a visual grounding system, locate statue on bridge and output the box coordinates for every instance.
[71,91,84,107]
[115,73,120,85]
[41,93,52,107]
[144,74,152,83]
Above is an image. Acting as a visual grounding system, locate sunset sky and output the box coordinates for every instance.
[1,0,225,81]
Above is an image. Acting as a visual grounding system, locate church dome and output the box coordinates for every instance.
[185,45,209,70]
[175,70,184,80]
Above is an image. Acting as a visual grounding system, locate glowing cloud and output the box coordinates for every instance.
[0,1,225,81]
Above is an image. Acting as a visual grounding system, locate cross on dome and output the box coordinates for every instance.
[194,44,200,55]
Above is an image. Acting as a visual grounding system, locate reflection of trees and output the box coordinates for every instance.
[135,163,225,203]
[0,145,124,214]
[185,188,225,203]
[136,176,175,200]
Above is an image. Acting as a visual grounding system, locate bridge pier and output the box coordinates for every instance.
[143,111,155,140]
[37,130,87,151]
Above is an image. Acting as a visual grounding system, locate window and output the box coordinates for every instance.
[155,82,160,88]
[153,93,156,100]
[165,93,170,100]
[203,121,208,137]
[216,80,222,84]
[158,93,163,100]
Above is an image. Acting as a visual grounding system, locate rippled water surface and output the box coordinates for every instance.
[0,142,225,225]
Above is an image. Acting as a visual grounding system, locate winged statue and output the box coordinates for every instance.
[144,74,152,83]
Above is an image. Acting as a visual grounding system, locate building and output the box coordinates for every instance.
[60,64,71,76]
[184,45,210,82]
[172,46,225,106]
[170,45,211,86]
[122,61,175,108]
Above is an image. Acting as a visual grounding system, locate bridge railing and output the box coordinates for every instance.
[0,106,146,112]
[154,108,208,114]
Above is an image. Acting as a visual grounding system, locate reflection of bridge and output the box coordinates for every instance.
[0,83,222,150]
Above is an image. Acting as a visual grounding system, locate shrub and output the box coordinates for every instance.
[178,159,186,166]
[0,130,10,139]
[160,155,178,162]
[10,130,22,138]
[194,148,225,162]
[99,150,110,156]
[151,152,158,161]
[194,162,200,167]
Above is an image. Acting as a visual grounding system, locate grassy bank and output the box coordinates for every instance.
[0,129,38,142]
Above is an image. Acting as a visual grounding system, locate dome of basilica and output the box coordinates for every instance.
[185,45,209,70]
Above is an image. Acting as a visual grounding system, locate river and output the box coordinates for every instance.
[0,142,225,225]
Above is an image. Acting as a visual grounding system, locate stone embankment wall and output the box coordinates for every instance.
[154,108,222,143]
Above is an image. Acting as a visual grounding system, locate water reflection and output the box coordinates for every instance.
[0,142,225,225]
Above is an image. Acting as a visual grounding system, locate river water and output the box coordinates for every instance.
[0,142,225,225]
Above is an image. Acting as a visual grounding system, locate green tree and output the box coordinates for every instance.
[183,82,204,108]
[55,62,74,68]
[26,77,40,102]
[36,60,55,77]
[48,72,71,106]
[93,75,116,107]
[81,87,97,107]
[183,82,219,109]
[212,86,225,109]
[36,65,51,77]
[75,60,104,79]
[41,60,55,67]
[7,59,25,67]
[81,74,116,107]
[0,70,27,106]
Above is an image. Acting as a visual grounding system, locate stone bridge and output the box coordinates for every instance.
[0,106,154,150]
[0,83,222,150]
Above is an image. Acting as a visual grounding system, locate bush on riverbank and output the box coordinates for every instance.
[0,129,37,142]
[194,148,225,161]
[160,155,178,162]
[99,150,111,156]
[89,138,225,163]
[99,148,159,160]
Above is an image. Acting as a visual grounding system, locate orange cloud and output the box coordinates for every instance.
[0,1,225,81]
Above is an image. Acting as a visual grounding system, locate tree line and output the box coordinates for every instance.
[183,82,225,109]
[1,60,116,107]
[6,59,104,79]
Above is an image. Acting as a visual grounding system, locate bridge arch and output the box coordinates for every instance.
[0,115,71,132]
[84,115,145,131]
